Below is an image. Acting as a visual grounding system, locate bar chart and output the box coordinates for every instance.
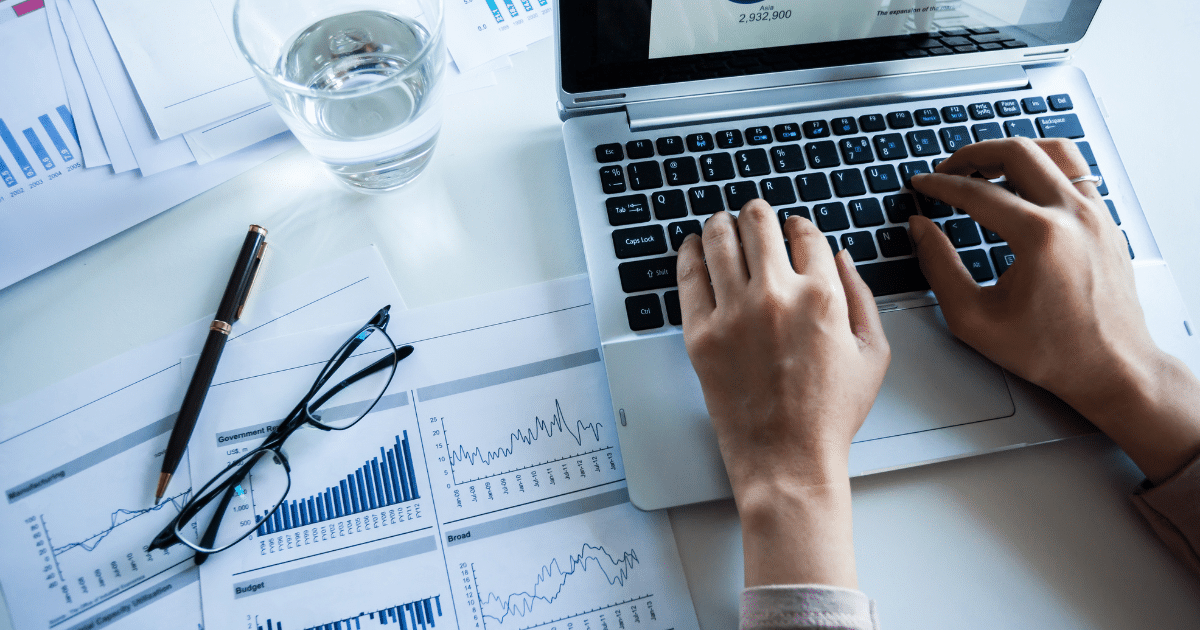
[255,595,442,630]
[255,432,421,537]
[0,105,78,187]
[482,0,548,24]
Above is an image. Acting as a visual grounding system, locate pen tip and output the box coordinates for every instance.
[155,472,172,505]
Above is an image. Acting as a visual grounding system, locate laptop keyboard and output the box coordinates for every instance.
[594,93,1131,332]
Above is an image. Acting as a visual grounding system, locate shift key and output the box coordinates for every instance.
[1036,113,1085,139]
[619,256,678,292]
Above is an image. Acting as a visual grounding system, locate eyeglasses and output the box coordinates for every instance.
[148,306,414,563]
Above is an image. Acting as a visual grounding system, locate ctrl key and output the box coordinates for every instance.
[625,294,664,331]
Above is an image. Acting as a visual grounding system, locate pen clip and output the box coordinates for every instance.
[235,239,268,321]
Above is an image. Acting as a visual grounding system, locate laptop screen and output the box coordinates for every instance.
[560,0,1102,95]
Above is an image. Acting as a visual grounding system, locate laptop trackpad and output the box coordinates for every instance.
[855,306,1014,443]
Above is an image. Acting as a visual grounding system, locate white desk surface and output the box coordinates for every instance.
[2,0,1198,628]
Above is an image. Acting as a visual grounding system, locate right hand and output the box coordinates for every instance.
[911,137,1200,482]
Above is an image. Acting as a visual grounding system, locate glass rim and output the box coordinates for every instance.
[173,447,292,554]
[232,0,446,100]
[304,323,399,430]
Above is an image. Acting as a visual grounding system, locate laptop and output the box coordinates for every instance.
[555,0,1200,510]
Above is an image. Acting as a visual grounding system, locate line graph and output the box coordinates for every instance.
[49,490,190,556]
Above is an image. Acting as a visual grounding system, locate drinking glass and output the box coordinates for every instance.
[234,0,446,192]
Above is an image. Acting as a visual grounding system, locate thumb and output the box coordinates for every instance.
[910,217,981,326]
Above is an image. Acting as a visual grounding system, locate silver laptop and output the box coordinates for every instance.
[555,0,1200,510]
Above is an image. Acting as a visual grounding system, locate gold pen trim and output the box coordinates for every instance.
[249,224,268,236]
[211,320,232,334]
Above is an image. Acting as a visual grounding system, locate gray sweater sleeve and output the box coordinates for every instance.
[1130,450,1200,576]
[741,585,879,630]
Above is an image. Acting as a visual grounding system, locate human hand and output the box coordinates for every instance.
[911,137,1200,482]
[676,200,890,587]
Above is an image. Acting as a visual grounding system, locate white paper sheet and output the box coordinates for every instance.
[41,1,108,168]
[0,247,405,630]
[92,0,269,140]
[183,105,290,165]
[445,0,552,71]
[65,0,196,175]
[190,276,701,630]
[52,0,138,172]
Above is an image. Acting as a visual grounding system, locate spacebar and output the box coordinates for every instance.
[855,258,930,297]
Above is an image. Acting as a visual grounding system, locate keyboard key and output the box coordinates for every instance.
[944,218,982,248]
[907,130,941,157]
[990,245,1015,276]
[664,290,682,326]
[873,134,908,161]
[600,165,626,194]
[689,185,723,214]
[1004,119,1038,139]
[1048,94,1073,111]
[919,194,954,218]
[972,122,1004,142]
[652,189,688,220]
[687,133,715,152]
[716,129,744,148]
[887,111,914,129]
[1037,114,1085,139]
[663,156,700,186]
[979,42,1004,51]
[969,32,1008,43]
[859,114,887,132]
[796,173,833,201]
[876,226,912,257]
[884,194,919,222]
[597,143,624,163]
[1076,141,1097,166]
[778,207,811,228]
[827,236,840,254]
[803,120,830,138]
[865,165,901,193]
[969,26,1000,34]
[805,141,841,168]
[1123,230,1134,259]
[941,105,968,123]
[774,123,802,142]
[958,249,994,282]
[619,256,678,293]
[1021,97,1048,114]
[657,136,685,155]
[839,137,874,165]
[849,198,885,227]
[735,149,772,177]
[771,144,806,173]
[831,169,867,197]
[941,36,972,47]
[724,181,760,211]
[915,108,941,126]
[606,194,650,225]
[940,126,973,152]
[628,161,663,190]
[1090,165,1108,195]
[995,100,1021,117]
[832,117,859,135]
[746,126,773,144]
[969,102,996,120]
[613,225,668,259]
[761,177,797,206]
[856,258,930,296]
[814,202,850,232]
[1105,199,1121,225]
[841,231,878,261]
[982,225,1005,243]
[898,160,931,189]
[626,139,654,159]
[700,153,736,181]
[668,220,702,250]
[625,294,664,330]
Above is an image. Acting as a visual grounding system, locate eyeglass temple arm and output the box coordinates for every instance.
[309,345,414,412]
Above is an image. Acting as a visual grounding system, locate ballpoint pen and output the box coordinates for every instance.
[154,225,268,504]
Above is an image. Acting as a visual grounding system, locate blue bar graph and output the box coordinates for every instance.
[256,432,420,537]
[484,0,503,22]
[23,127,54,170]
[254,595,442,630]
[501,0,518,18]
[520,0,532,11]
[537,0,547,5]
[38,114,73,162]
[0,153,15,188]
[56,105,78,145]
[0,119,36,179]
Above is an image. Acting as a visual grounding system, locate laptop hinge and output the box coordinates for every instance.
[626,65,1030,132]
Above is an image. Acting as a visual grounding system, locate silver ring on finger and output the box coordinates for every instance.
[1068,174,1103,187]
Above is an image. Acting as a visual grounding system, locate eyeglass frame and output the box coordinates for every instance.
[147,305,414,563]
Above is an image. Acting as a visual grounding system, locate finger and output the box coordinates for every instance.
[735,199,791,282]
[701,211,749,306]
[834,249,888,352]
[676,233,715,325]
[1032,138,1105,203]
[910,172,1043,247]
[909,216,981,325]
[783,215,839,280]
[931,138,1076,207]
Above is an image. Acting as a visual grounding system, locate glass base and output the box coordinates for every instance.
[324,133,439,193]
